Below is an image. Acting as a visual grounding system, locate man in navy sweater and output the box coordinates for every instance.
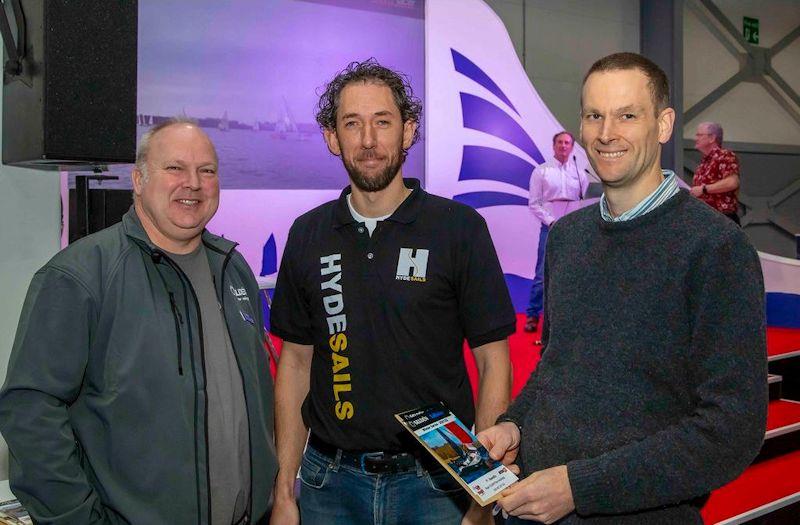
[478,53,767,524]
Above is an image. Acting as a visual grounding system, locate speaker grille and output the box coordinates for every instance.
[3,0,137,167]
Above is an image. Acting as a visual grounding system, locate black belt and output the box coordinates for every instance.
[308,434,438,474]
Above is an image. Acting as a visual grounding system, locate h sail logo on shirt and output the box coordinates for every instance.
[395,248,429,282]
[320,253,354,421]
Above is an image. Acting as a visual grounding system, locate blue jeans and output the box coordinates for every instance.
[526,224,549,318]
[298,443,471,524]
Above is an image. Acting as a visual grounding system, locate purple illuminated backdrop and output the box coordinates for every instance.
[96,0,425,189]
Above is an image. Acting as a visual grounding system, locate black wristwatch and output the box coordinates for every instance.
[702,184,708,195]
[496,415,523,434]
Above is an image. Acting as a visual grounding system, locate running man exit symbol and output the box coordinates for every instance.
[743,17,759,45]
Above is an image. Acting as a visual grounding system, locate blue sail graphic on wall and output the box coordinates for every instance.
[450,48,544,210]
[260,234,277,276]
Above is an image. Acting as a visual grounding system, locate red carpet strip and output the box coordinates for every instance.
[767,327,800,358]
[766,399,800,432]
[700,450,800,524]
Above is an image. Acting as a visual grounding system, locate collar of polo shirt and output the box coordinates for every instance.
[333,178,425,229]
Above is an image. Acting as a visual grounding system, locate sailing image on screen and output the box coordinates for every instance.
[90,0,424,190]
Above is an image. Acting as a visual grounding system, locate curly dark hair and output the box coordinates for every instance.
[315,58,423,147]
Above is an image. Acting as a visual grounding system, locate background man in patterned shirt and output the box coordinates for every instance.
[690,122,741,224]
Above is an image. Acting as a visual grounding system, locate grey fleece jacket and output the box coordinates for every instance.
[503,190,767,523]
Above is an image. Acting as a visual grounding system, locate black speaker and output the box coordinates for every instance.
[68,187,132,242]
[2,1,137,169]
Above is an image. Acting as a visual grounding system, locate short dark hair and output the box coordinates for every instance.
[315,58,423,147]
[583,52,670,114]
[553,131,574,144]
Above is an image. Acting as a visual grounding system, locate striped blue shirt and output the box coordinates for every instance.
[600,170,680,222]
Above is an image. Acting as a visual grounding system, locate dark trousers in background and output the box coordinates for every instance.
[526,223,549,318]
[724,212,741,226]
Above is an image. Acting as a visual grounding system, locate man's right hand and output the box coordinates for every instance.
[476,421,521,469]
[269,494,300,525]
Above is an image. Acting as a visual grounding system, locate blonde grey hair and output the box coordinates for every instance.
[700,121,723,146]
[135,116,213,180]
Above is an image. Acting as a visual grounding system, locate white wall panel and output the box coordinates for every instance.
[0,116,61,480]
[682,1,800,144]
[714,0,800,48]
[685,82,800,144]
[772,37,800,95]
[486,0,639,137]
[683,5,741,109]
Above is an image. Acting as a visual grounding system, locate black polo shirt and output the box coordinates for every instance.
[270,178,516,452]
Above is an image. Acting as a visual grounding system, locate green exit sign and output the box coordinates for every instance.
[743,16,759,44]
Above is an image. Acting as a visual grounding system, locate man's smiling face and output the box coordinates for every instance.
[580,68,672,190]
[133,123,219,252]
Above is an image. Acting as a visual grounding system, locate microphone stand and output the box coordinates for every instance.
[573,155,584,200]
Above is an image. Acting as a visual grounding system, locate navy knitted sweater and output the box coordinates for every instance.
[504,190,767,523]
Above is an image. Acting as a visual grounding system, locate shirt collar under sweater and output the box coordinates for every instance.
[599,170,679,222]
[595,186,690,234]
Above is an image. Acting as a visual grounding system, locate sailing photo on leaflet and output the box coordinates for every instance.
[420,420,491,483]
[396,403,518,506]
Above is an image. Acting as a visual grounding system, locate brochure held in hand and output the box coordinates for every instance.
[395,402,518,506]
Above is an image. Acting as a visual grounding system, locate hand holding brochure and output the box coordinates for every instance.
[395,402,518,506]
[0,498,31,525]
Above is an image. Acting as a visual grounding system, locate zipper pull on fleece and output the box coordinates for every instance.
[168,292,184,375]
[169,293,183,324]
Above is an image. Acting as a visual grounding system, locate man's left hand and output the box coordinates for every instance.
[461,500,494,525]
[690,185,704,197]
[497,465,575,524]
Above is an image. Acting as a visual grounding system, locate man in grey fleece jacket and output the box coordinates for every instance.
[0,119,277,524]
[477,53,767,524]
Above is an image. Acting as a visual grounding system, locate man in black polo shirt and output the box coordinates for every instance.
[269,59,516,525]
